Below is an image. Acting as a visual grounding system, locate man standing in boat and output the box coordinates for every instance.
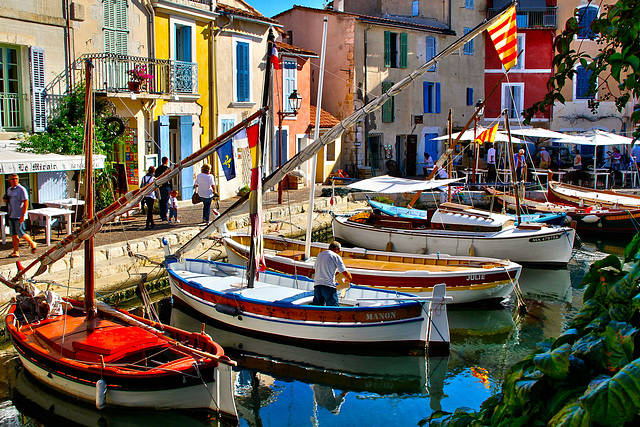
[312,241,352,306]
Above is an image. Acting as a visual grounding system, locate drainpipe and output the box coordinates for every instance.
[362,24,373,172]
[211,13,233,192]
[142,0,156,59]
[64,0,74,90]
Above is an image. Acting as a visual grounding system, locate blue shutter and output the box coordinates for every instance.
[183,26,192,62]
[179,116,194,197]
[423,82,429,113]
[576,66,594,99]
[426,37,436,72]
[236,42,250,102]
[158,116,170,160]
[435,82,441,113]
[425,133,439,158]
[467,88,473,106]
[578,6,597,39]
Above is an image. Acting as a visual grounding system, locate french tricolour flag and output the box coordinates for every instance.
[270,44,279,70]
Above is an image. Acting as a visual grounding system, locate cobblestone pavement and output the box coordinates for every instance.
[0,185,332,266]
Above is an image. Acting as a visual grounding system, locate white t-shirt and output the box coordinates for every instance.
[195,173,216,198]
[169,196,178,209]
[313,250,347,289]
[141,174,156,199]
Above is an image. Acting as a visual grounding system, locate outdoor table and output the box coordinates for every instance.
[587,171,610,189]
[618,170,638,188]
[27,207,73,246]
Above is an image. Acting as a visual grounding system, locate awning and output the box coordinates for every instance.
[553,130,634,147]
[347,175,463,193]
[0,148,106,175]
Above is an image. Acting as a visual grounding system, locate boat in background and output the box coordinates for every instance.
[548,181,640,210]
[332,208,576,266]
[367,197,567,226]
[165,253,452,355]
[487,187,640,234]
[222,228,521,305]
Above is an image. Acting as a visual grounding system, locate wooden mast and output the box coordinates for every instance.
[83,59,96,320]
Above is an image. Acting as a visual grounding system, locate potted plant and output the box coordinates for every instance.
[128,64,153,92]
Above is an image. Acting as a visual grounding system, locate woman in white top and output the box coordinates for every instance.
[194,164,217,224]
[141,166,157,229]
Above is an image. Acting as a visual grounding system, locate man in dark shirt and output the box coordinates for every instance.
[154,156,173,221]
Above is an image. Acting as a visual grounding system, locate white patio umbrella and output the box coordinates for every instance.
[433,127,525,144]
[554,130,634,189]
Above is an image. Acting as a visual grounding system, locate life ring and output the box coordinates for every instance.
[105,116,126,137]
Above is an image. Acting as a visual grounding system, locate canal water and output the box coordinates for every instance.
[0,235,625,427]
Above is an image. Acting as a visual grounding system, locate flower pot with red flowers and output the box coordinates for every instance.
[128,65,153,93]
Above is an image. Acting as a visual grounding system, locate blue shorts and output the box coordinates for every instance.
[8,218,26,238]
[312,285,339,306]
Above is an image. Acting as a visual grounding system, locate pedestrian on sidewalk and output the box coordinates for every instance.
[194,164,216,225]
[168,189,179,223]
[5,174,37,258]
[155,156,172,222]
[141,166,157,229]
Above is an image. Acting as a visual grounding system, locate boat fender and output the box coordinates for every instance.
[469,243,476,257]
[386,241,394,252]
[583,215,600,224]
[215,304,241,316]
[564,215,572,225]
[96,379,107,409]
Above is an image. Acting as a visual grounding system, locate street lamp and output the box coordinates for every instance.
[277,89,302,203]
[472,99,485,183]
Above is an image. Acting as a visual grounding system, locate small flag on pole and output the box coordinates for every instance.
[487,5,518,71]
[215,138,236,181]
[270,44,279,70]
[475,124,499,145]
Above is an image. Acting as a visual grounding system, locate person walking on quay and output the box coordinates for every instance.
[5,174,37,258]
[486,143,496,182]
[141,166,157,229]
[155,156,172,222]
[194,164,217,225]
[168,190,180,223]
[312,241,352,306]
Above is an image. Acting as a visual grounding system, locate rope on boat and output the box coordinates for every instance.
[502,266,526,315]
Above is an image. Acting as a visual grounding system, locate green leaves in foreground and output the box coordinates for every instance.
[426,233,640,427]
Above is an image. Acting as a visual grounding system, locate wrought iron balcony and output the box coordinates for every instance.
[488,7,557,29]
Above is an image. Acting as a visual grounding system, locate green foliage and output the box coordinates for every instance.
[425,233,640,426]
[373,195,394,205]
[19,84,122,210]
[523,0,640,141]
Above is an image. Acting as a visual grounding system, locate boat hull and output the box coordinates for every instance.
[6,301,237,417]
[332,215,575,265]
[548,181,640,210]
[223,233,520,304]
[166,259,447,354]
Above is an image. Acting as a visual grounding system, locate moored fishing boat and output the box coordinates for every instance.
[165,255,451,355]
[332,208,576,266]
[548,181,640,210]
[2,61,237,419]
[487,187,640,234]
[222,227,521,305]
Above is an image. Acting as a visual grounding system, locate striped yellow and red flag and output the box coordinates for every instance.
[475,124,499,145]
[487,5,518,71]
[247,123,266,274]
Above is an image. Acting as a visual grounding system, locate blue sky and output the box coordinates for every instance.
[248,0,327,18]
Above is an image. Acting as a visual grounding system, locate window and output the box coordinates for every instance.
[463,28,474,55]
[104,0,128,54]
[465,0,474,10]
[221,118,235,133]
[466,88,473,106]
[326,140,336,161]
[423,81,441,114]
[382,81,394,122]
[384,31,408,69]
[282,58,297,113]
[426,36,436,72]
[412,1,419,16]
[502,83,524,119]
[0,44,25,131]
[575,65,595,100]
[577,5,598,40]
[511,34,524,70]
[235,40,250,103]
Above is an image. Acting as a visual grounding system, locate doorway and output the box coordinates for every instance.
[406,135,417,176]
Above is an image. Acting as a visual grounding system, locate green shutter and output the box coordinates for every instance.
[384,31,391,68]
[400,33,408,69]
[382,81,394,123]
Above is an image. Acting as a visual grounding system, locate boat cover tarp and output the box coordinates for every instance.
[347,175,463,193]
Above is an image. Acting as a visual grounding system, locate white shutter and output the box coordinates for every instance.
[30,47,47,132]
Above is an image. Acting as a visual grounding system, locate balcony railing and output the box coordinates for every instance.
[488,7,557,29]
[0,92,25,131]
